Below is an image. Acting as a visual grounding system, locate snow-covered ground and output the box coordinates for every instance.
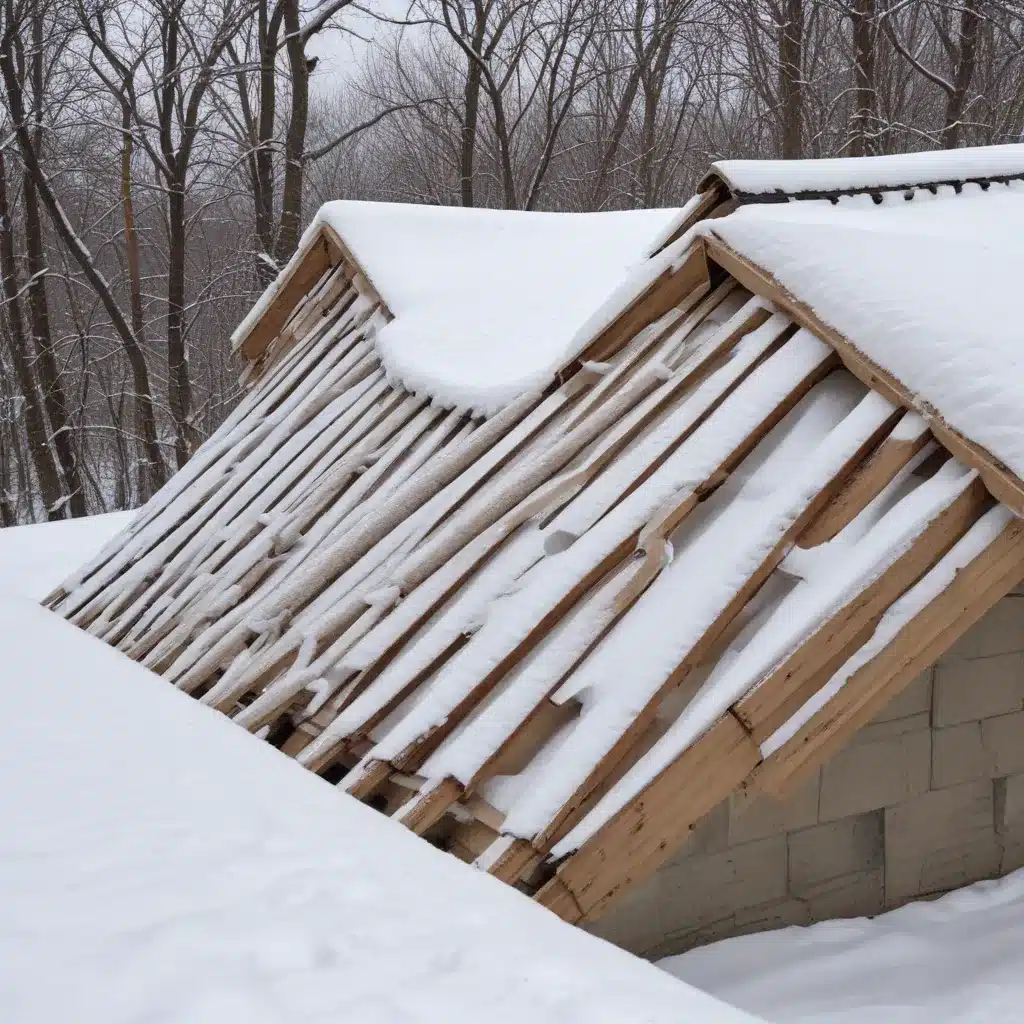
[0,515,756,1024]
[0,510,134,599]
[6,510,1023,1024]
[662,871,1024,1023]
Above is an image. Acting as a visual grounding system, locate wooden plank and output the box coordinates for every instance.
[704,235,1024,517]
[237,232,340,362]
[534,713,760,922]
[482,837,544,886]
[394,777,464,836]
[798,419,932,547]
[755,515,1024,798]
[527,376,895,854]
[734,476,988,744]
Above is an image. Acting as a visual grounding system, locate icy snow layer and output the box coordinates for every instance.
[709,142,1024,195]
[0,511,134,600]
[236,201,686,416]
[704,182,1024,479]
[662,869,1024,1023]
[0,593,759,1024]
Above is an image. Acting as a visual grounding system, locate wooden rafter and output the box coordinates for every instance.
[755,511,1024,797]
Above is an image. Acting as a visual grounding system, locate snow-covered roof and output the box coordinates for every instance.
[50,145,1024,953]
[702,143,1024,196]
[702,180,1024,480]
[232,201,689,416]
[0,581,757,1023]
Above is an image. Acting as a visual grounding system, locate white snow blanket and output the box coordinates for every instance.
[0,511,134,600]
[708,143,1024,195]
[703,181,1024,480]
[0,520,757,1024]
[233,202,687,416]
[662,869,1024,1023]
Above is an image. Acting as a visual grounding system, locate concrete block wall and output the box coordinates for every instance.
[590,592,1024,960]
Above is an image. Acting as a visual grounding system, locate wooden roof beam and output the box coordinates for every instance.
[755,512,1024,798]
[734,475,989,743]
[534,713,760,923]
[798,413,932,547]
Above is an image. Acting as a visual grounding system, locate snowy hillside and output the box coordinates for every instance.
[0,516,756,1024]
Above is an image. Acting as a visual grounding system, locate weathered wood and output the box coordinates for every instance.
[799,417,932,547]
[394,777,464,836]
[734,476,988,743]
[483,837,544,886]
[534,714,759,922]
[528,364,891,854]
[755,514,1024,797]
[704,234,1024,517]
[237,232,341,362]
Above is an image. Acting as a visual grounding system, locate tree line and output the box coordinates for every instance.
[0,0,1020,523]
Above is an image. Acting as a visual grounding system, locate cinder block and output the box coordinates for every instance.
[664,799,729,866]
[654,834,788,933]
[933,652,1024,727]
[801,868,884,921]
[979,710,1024,777]
[648,914,740,959]
[946,597,1024,660]
[869,669,933,725]
[586,871,667,955]
[994,775,1024,875]
[853,711,930,746]
[885,780,1000,907]
[732,897,811,937]
[996,773,1024,831]
[728,772,820,846]
[819,727,930,822]
[932,722,995,789]
[788,811,884,897]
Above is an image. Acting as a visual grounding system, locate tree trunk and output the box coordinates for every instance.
[166,182,193,470]
[849,0,877,156]
[275,0,309,264]
[942,0,981,149]
[120,103,167,499]
[460,51,483,207]
[253,0,282,284]
[22,13,86,515]
[778,0,804,158]
[0,149,64,519]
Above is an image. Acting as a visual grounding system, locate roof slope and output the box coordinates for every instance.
[703,142,1024,196]
[0,588,757,1024]
[233,201,689,416]
[702,181,1024,481]
[49,144,1024,942]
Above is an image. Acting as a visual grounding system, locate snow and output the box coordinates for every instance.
[0,519,759,1024]
[707,143,1024,195]
[234,201,687,417]
[702,182,1024,480]
[0,511,134,600]
[662,868,1024,1023]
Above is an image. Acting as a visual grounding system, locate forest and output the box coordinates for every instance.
[0,0,1020,523]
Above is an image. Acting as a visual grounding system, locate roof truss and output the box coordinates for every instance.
[48,202,1024,933]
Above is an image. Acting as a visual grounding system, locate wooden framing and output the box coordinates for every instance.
[51,171,1024,940]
